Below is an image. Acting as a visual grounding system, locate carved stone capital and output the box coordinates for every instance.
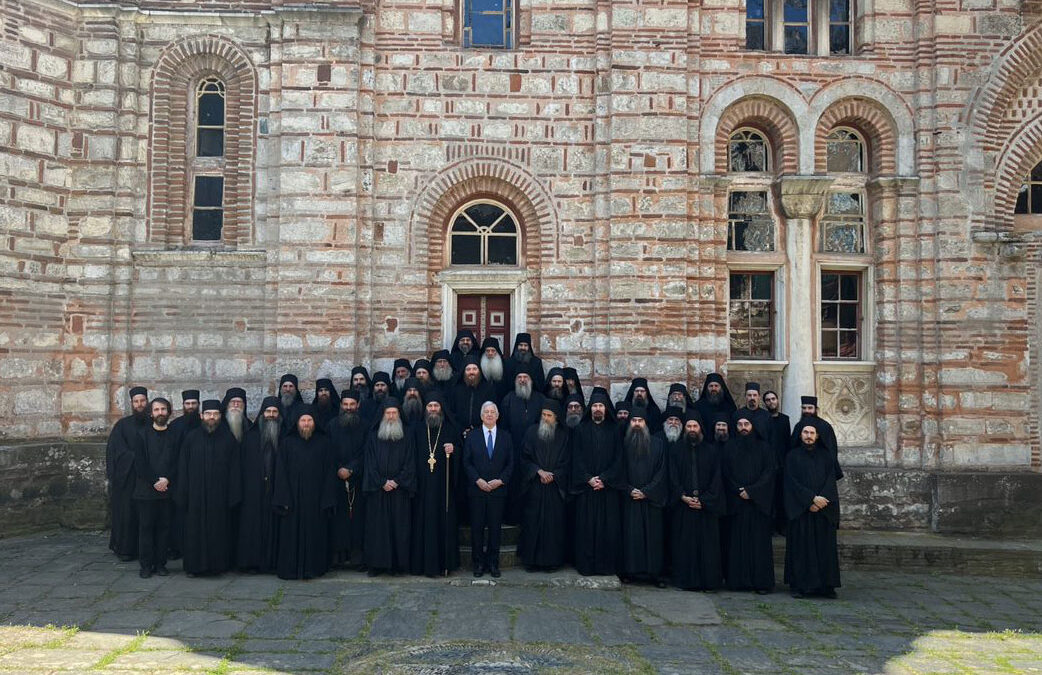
[773,176,832,220]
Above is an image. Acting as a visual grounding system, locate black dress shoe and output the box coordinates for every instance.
[139,569,152,579]
[118,554,135,562]
[473,567,484,578]
[655,579,668,589]
[490,567,501,578]
[155,566,169,577]
[755,589,771,595]
[791,591,805,599]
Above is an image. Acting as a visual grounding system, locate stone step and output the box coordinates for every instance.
[458,544,518,569]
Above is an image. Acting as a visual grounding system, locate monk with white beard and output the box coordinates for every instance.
[430,349,457,391]
[479,336,512,402]
[221,387,252,444]
[362,399,416,575]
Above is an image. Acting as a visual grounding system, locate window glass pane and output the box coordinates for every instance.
[192,210,222,241]
[487,235,518,265]
[451,235,481,264]
[821,330,838,357]
[829,192,860,214]
[839,304,858,329]
[199,93,224,126]
[751,273,772,300]
[729,272,774,359]
[194,176,223,207]
[730,274,747,300]
[783,0,807,22]
[821,304,838,329]
[748,0,765,19]
[467,202,506,226]
[829,0,850,21]
[823,223,863,254]
[1032,184,1042,214]
[452,215,478,233]
[839,331,859,358]
[784,26,808,54]
[491,216,517,233]
[746,23,765,50]
[1016,185,1030,214]
[749,330,772,358]
[1032,161,1042,182]
[750,304,771,327]
[821,273,839,301]
[729,190,767,213]
[826,137,863,173]
[472,0,504,10]
[197,129,224,158]
[729,133,768,172]
[830,25,851,55]
[468,13,507,47]
[840,273,859,300]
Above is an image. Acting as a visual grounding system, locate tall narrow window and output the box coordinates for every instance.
[728,191,775,252]
[829,0,853,55]
[450,200,520,265]
[820,192,865,253]
[729,129,770,172]
[1015,160,1042,214]
[196,77,225,158]
[746,0,767,50]
[192,176,224,241]
[783,0,810,54]
[463,0,513,49]
[729,272,775,359]
[826,127,865,173]
[820,271,862,359]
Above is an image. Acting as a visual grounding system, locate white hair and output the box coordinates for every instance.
[480,401,498,415]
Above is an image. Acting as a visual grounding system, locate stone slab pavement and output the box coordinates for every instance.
[0,531,1041,673]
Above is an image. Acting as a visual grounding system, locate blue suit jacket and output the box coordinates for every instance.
[463,426,514,498]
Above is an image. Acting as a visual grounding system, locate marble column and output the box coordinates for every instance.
[775,176,831,422]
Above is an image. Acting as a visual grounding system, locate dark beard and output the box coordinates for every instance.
[153,414,169,428]
[355,384,370,398]
[715,430,729,442]
[182,410,200,427]
[426,411,443,429]
[374,390,387,402]
[261,418,280,450]
[464,375,480,388]
[686,430,703,445]
[133,409,150,423]
[458,343,471,355]
[706,391,722,405]
[203,419,220,434]
[316,398,331,410]
[565,413,582,429]
[281,391,296,408]
[514,350,532,363]
[625,425,651,457]
[403,397,423,420]
[548,387,564,401]
[338,410,360,428]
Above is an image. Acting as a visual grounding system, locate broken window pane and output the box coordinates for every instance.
[728,129,769,172]
[826,128,864,173]
[728,191,775,252]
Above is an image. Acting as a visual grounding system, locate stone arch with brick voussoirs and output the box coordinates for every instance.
[409,158,559,350]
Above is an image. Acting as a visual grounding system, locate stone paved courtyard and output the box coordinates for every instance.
[0,532,1040,674]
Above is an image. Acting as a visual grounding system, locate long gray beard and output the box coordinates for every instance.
[299,427,313,441]
[261,418,280,450]
[394,377,407,392]
[515,381,532,400]
[481,354,504,382]
[433,364,453,382]
[227,410,245,442]
[664,425,681,443]
[514,350,532,364]
[377,418,405,442]
[338,410,360,428]
[565,413,582,429]
[537,419,556,443]
[625,425,651,457]
[403,397,423,420]
[426,411,443,429]
[458,343,471,355]
[281,392,296,408]
[670,399,687,412]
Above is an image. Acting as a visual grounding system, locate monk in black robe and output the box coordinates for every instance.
[543,367,566,402]
[400,377,426,426]
[763,390,792,534]
[623,378,663,430]
[177,400,242,576]
[784,420,842,598]
[327,390,367,568]
[721,410,776,593]
[731,382,771,436]
[570,388,622,576]
[790,395,843,481]
[278,374,305,432]
[167,389,199,560]
[449,328,478,373]
[237,397,281,572]
[363,398,416,575]
[500,365,545,526]
[508,333,545,392]
[409,392,462,576]
[222,387,252,446]
[390,358,413,399]
[412,359,435,396]
[618,408,669,587]
[133,397,178,578]
[518,400,571,571]
[449,354,498,433]
[669,410,725,591]
[562,367,585,406]
[430,349,457,392]
[272,406,338,580]
[694,373,737,422]
[106,385,150,560]
[665,383,696,413]
[311,378,340,427]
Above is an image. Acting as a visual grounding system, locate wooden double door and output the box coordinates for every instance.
[456,294,511,351]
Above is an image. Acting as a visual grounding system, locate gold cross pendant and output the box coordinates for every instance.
[428,453,437,473]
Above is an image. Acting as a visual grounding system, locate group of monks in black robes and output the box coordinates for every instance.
[106,330,843,598]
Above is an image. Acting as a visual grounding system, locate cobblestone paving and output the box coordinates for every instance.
[1,532,1041,674]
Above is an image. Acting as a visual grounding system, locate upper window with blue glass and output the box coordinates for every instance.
[463,0,513,49]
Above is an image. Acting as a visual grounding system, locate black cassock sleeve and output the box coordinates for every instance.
[321,437,339,514]
[667,444,687,506]
[551,434,571,500]
[271,442,293,513]
[743,444,776,517]
[395,438,417,495]
[362,438,382,494]
[227,435,243,509]
[133,432,158,488]
[698,447,726,516]
[636,443,669,509]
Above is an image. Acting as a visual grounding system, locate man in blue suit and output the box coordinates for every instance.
[463,401,514,578]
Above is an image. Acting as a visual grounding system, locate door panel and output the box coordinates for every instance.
[455,294,511,350]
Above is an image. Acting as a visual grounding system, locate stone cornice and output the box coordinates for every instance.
[773,175,833,220]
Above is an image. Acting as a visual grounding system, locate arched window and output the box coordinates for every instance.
[728,128,770,172]
[1015,160,1042,214]
[450,200,520,266]
[195,77,225,158]
[825,127,865,173]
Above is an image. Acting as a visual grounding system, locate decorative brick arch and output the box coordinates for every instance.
[714,97,800,175]
[409,158,557,273]
[813,98,898,175]
[992,113,1042,226]
[148,35,257,246]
